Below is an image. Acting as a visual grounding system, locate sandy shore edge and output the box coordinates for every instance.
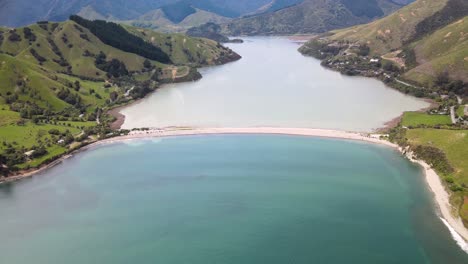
[2,126,467,244]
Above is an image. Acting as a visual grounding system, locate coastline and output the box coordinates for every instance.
[2,126,467,244]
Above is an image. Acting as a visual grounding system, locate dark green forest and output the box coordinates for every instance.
[70,15,171,63]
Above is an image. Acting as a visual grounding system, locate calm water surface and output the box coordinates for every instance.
[121,37,429,131]
[0,135,467,263]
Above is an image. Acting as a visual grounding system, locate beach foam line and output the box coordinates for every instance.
[440,218,468,253]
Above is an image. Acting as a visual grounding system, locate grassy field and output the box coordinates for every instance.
[457,105,466,117]
[406,129,468,182]
[0,122,80,148]
[0,120,96,169]
[0,104,21,126]
[401,112,452,127]
[406,128,468,222]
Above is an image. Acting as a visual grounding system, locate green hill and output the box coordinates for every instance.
[328,0,465,54]
[405,17,468,84]
[0,16,240,175]
[299,0,467,92]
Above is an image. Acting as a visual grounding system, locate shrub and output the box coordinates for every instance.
[30,48,47,63]
[8,30,21,42]
[48,129,60,135]
[413,145,454,175]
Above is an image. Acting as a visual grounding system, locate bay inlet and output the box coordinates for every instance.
[121,37,429,131]
[1,37,465,263]
[1,135,468,263]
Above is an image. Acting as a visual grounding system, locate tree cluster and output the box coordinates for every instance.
[57,88,82,106]
[435,71,467,96]
[30,48,47,63]
[23,27,37,42]
[94,52,129,78]
[8,30,21,42]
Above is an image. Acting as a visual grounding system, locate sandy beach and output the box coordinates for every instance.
[2,126,467,245]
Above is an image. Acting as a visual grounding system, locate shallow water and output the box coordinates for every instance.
[121,37,429,131]
[0,135,466,263]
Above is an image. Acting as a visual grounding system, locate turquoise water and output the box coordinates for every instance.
[0,135,467,263]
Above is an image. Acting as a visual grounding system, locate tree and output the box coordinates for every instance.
[74,81,81,91]
[110,91,118,102]
[32,146,48,158]
[143,59,152,69]
[357,44,370,56]
[435,71,450,87]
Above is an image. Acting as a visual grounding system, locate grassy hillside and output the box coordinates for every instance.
[329,0,450,54]
[222,0,404,36]
[0,17,240,175]
[405,17,468,83]
[299,0,467,95]
[124,25,241,65]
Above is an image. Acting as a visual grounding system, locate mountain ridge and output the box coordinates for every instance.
[0,0,295,27]
[221,0,408,36]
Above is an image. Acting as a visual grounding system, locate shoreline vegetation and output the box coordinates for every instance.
[2,126,468,243]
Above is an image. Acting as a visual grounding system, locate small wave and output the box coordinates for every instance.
[122,138,163,147]
[440,217,468,253]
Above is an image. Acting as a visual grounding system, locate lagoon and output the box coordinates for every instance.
[0,135,467,263]
[121,37,429,131]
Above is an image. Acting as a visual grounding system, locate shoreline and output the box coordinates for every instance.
[2,126,467,244]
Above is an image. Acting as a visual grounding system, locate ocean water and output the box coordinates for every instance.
[0,135,466,263]
[121,37,429,131]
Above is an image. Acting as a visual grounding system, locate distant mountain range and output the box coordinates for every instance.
[0,0,417,35]
[0,0,300,28]
[222,0,415,35]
